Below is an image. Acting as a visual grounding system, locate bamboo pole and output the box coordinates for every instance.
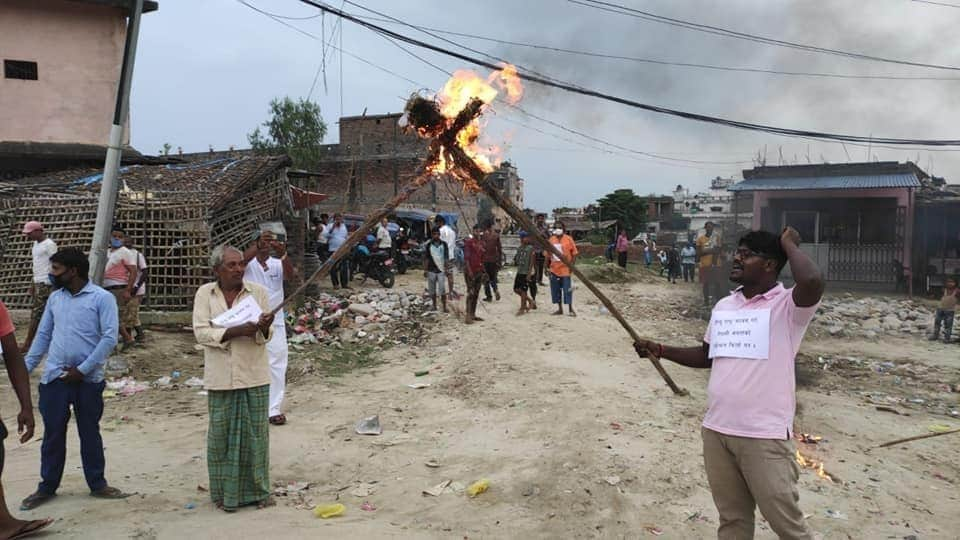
[444,144,686,396]
[877,427,960,448]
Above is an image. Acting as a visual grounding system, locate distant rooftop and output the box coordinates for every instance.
[732,161,927,192]
[68,0,159,14]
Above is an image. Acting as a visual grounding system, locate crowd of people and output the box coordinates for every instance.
[6,209,947,540]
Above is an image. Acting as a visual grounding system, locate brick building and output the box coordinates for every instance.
[290,112,525,232]
[292,113,479,221]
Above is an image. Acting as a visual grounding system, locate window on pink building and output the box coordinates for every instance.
[4,60,37,80]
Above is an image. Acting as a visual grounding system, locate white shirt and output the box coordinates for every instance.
[376,224,392,249]
[32,238,57,284]
[134,251,148,296]
[243,256,285,326]
[103,246,138,287]
[318,222,331,243]
[439,225,456,261]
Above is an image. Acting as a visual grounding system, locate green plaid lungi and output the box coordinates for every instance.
[207,385,270,509]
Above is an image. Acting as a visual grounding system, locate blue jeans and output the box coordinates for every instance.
[329,256,351,288]
[933,309,954,340]
[550,273,572,305]
[37,380,108,494]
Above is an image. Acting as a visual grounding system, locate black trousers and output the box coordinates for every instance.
[535,254,546,284]
[617,251,627,268]
[330,257,350,287]
[483,262,499,298]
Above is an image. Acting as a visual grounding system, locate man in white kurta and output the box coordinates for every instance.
[243,232,295,425]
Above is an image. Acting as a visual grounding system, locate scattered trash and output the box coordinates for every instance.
[106,377,148,396]
[424,459,441,468]
[610,422,623,431]
[407,383,430,389]
[825,509,848,520]
[643,525,664,536]
[184,502,195,510]
[875,406,909,416]
[102,390,117,399]
[155,376,172,386]
[467,479,490,498]
[928,424,954,433]
[414,369,430,377]
[197,485,208,492]
[423,480,451,497]
[350,483,377,498]
[604,476,621,486]
[314,503,346,519]
[274,481,312,496]
[105,356,130,376]
[360,502,376,512]
[685,511,709,523]
[796,434,822,444]
[184,377,204,387]
[355,415,382,435]
[171,370,181,380]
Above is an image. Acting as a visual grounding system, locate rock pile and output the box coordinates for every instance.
[288,289,429,346]
[811,294,933,339]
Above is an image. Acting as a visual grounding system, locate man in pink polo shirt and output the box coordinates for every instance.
[635,227,824,540]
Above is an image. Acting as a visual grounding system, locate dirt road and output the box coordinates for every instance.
[1,272,958,539]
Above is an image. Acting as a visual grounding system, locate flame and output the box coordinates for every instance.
[795,449,834,482]
[426,63,523,176]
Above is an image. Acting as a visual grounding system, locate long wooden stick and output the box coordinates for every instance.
[445,145,686,396]
[877,427,960,448]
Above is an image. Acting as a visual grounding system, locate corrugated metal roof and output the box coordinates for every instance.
[729,173,920,192]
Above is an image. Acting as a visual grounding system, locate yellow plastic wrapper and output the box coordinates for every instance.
[467,479,490,497]
[314,503,345,519]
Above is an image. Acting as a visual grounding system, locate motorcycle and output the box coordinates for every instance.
[352,244,396,288]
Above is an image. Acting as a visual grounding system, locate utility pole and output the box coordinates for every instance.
[90,0,144,285]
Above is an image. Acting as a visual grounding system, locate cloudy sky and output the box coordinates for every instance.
[132,0,960,212]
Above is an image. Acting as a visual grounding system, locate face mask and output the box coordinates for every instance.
[49,272,66,289]
[110,238,122,248]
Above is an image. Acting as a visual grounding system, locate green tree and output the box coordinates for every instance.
[589,189,647,238]
[248,97,327,168]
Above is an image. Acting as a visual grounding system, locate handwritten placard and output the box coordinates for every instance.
[708,309,770,360]
[211,295,262,329]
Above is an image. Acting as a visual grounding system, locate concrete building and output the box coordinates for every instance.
[673,177,753,234]
[0,0,158,177]
[731,162,925,288]
[478,161,524,230]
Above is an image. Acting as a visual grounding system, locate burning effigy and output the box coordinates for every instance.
[279,64,684,394]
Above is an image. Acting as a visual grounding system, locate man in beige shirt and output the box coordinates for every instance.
[193,245,274,512]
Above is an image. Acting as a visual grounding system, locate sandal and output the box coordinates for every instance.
[20,492,55,511]
[257,497,276,510]
[269,415,287,426]
[215,501,236,513]
[7,518,54,540]
[90,486,132,499]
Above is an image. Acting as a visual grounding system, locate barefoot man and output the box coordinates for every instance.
[635,228,824,539]
[193,245,274,512]
[0,299,53,537]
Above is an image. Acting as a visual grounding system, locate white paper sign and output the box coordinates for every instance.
[708,309,770,360]
[211,295,262,328]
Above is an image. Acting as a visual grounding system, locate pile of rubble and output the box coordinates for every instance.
[288,289,430,346]
[811,294,934,339]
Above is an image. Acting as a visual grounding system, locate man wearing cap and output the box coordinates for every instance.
[22,221,57,354]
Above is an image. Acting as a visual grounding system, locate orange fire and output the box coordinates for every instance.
[796,449,834,482]
[426,64,523,176]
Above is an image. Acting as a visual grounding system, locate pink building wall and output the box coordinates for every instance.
[0,0,127,146]
[750,187,915,275]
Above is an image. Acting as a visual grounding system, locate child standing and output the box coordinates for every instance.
[930,277,958,342]
[423,227,449,313]
[513,231,537,315]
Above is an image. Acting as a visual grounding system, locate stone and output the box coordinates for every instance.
[863,330,878,339]
[105,356,130,376]
[862,318,882,331]
[348,303,375,317]
[827,325,845,337]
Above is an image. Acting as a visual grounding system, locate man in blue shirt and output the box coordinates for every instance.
[20,247,130,511]
[325,213,351,289]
